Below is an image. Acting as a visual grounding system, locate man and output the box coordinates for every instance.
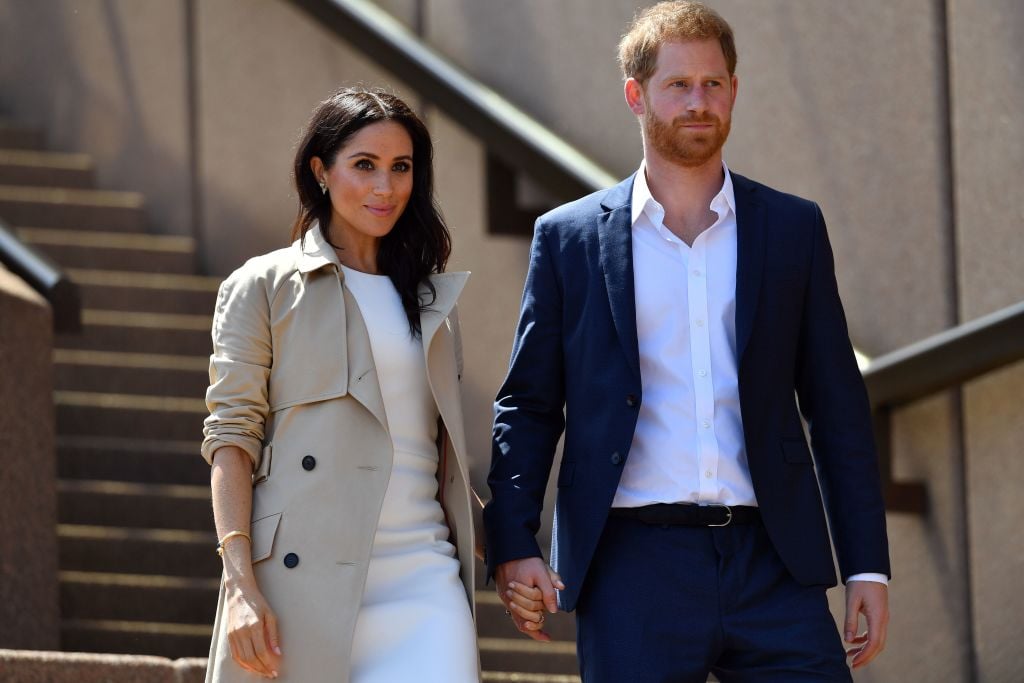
[483,2,891,681]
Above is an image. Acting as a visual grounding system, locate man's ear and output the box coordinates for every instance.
[625,78,646,116]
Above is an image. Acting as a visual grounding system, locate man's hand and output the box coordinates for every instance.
[844,580,889,669]
[495,557,565,642]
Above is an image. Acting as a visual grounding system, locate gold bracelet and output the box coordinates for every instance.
[216,530,252,557]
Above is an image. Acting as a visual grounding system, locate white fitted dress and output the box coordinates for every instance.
[341,266,479,683]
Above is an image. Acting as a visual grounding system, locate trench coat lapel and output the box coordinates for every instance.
[420,272,470,478]
[597,175,641,380]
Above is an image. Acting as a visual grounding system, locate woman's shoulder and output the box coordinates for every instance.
[221,244,302,295]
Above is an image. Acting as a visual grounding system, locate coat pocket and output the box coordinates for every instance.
[250,511,282,564]
[781,438,813,464]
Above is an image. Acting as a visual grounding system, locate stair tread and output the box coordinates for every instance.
[60,570,219,590]
[57,434,201,454]
[67,268,221,291]
[55,349,208,371]
[17,226,194,251]
[0,184,143,207]
[55,389,207,413]
[75,308,212,330]
[57,478,209,499]
[59,524,214,543]
[62,618,212,637]
[0,149,92,170]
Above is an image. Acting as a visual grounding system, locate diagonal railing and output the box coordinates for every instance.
[861,300,1024,513]
[0,218,80,332]
[286,0,618,202]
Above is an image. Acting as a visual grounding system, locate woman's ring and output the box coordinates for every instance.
[504,609,511,616]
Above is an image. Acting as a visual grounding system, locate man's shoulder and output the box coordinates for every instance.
[731,172,820,216]
[535,176,633,235]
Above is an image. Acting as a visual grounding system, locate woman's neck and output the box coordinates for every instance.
[328,224,380,274]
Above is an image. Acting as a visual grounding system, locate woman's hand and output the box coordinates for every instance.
[225,580,282,678]
[502,563,565,639]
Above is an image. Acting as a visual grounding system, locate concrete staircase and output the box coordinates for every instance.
[0,120,580,682]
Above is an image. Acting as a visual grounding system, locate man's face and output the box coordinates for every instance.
[632,39,737,168]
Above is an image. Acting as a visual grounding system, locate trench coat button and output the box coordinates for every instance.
[625,394,638,407]
[610,452,622,465]
[302,455,316,471]
[283,553,299,569]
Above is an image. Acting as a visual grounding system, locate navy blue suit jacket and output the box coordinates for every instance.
[484,172,891,611]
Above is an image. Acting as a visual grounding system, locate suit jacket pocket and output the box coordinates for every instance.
[557,461,576,487]
[251,511,282,563]
[781,438,813,464]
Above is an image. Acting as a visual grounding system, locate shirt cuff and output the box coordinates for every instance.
[846,572,888,585]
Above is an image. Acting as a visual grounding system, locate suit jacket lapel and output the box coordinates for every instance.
[598,175,641,379]
[733,173,766,363]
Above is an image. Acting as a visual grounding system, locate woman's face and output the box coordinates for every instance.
[318,120,414,244]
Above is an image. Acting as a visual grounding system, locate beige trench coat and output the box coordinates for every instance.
[201,226,476,682]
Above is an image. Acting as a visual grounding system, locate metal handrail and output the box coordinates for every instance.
[860,300,1024,514]
[863,301,1024,408]
[0,218,81,333]
[286,0,618,202]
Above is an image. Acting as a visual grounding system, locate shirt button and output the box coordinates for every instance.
[693,269,702,277]
[702,420,711,429]
[625,394,638,407]
[705,470,713,478]
[698,369,707,377]
[610,452,622,466]
[695,319,705,327]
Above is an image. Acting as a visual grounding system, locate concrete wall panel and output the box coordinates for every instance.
[0,0,192,237]
[949,0,1024,319]
[964,362,1024,682]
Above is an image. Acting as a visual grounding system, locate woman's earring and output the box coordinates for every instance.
[318,179,328,195]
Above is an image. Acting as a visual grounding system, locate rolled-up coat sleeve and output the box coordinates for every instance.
[201,267,272,469]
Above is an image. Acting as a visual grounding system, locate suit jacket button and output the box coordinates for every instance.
[610,452,622,465]
[625,394,638,407]
[283,553,299,569]
[302,455,316,471]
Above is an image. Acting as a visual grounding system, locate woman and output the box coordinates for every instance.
[201,88,545,682]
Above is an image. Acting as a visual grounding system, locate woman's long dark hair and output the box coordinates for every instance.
[291,87,451,336]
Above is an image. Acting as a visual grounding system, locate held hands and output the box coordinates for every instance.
[225,579,282,678]
[844,580,889,669]
[495,557,566,642]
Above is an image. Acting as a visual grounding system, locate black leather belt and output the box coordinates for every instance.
[609,503,760,527]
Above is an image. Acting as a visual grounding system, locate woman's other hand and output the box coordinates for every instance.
[503,564,565,636]
[225,580,282,678]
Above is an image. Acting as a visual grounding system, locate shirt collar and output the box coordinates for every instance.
[296,222,343,274]
[631,159,736,228]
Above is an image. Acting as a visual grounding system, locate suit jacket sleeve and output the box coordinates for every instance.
[484,220,566,576]
[794,205,891,580]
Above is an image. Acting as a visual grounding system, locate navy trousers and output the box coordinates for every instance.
[574,516,851,683]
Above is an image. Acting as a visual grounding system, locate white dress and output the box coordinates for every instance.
[341,266,479,683]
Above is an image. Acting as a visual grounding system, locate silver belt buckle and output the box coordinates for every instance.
[706,503,733,527]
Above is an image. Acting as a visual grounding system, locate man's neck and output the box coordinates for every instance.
[642,149,725,246]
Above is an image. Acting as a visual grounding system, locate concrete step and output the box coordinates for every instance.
[0,121,45,150]
[57,478,212,531]
[0,184,146,232]
[60,618,211,659]
[57,309,213,356]
[60,571,218,625]
[59,524,220,578]
[57,435,208,486]
[16,227,196,273]
[69,269,220,315]
[54,349,209,397]
[56,390,207,441]
[0,149,93,188]
[482,675,580,683]
[480,637,579,675]
[475,590,577,642]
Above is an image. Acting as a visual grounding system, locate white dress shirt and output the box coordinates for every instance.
[613,160,885,585]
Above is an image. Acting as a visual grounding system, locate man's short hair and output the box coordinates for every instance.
[618,1,737,82]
